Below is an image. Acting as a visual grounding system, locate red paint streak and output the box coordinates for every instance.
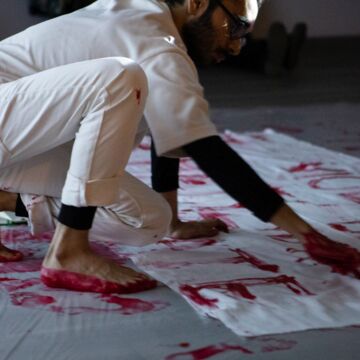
[10,292,56,307]
[308,176,360,190]
[135,88,141,105]
[180,275,313,307]
[198,208,238,229]
[227,249,279,272]
[303,231,360,278]
[41,267,157,294]
[166,343,253,360]
[288,162,322,173]
[181,176,207,185]
[179,343,190,348]
[329,223,349,232]
[158,238,216,251]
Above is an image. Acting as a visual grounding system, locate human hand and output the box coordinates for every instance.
[302,231,360,278]
[169,219,229,239]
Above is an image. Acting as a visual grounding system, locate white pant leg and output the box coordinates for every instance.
[20,172,172,247]
[0,57,148,207]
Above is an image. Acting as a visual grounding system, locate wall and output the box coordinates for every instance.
[253,0,360,38]
[1,0,360,40]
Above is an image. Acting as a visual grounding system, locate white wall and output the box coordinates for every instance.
[253,0,360,38]
[1,0,360,40]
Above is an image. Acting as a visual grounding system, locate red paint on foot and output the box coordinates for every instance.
[41,267,157,294]
[303,231,360,278]
[166,343,253,359]
[180,275,313,307]
[0,249,24,262]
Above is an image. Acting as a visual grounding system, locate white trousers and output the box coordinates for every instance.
[0,58,171,246]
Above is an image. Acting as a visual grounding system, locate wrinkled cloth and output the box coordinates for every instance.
[132,130,360,336]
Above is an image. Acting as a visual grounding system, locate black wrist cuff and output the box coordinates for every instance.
[58,204,97,230]
[15,194,29,217]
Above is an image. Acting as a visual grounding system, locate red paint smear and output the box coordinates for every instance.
[166,343,253,360]
[329,223,349,232]
[198,208,238,229]
[41,267,157,294]
[288,162,322,173]
[227,249,279,272]
[10,291,56,307]
[303,232,360,278]
[181,176,207,185]
[308,176,360,190]
[179,342,190,348]
[180,275,313,307]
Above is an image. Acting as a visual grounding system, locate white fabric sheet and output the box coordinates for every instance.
[131,130,360,337]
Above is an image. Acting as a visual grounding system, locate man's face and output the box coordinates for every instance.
[182,0,259,66]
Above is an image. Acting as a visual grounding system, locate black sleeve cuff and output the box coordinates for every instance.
[58,204,97,230]
[15,195,29,218]
[151,138,180,193]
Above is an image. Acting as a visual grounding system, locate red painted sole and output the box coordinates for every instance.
[40,267,157,294]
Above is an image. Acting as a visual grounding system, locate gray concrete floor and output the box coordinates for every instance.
[199,37,360,158]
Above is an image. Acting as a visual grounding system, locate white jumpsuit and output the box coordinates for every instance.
[0,0,218,245]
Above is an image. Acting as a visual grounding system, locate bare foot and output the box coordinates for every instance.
[41,223,157,293]
[0,243,24,262]
[0,190,24,262]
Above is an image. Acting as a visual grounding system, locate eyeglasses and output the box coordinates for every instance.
[214,0,251,40]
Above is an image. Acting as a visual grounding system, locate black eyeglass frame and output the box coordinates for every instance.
[214,0,251,40]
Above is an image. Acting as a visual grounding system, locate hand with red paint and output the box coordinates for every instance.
[302,230,360,279]
[169,218,229,239]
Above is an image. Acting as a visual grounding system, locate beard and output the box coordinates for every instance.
[181,10,219,66]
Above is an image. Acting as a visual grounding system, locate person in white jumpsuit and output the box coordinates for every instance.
[1,0,358,292]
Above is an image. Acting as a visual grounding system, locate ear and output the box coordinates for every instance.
[187,0,210,18]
